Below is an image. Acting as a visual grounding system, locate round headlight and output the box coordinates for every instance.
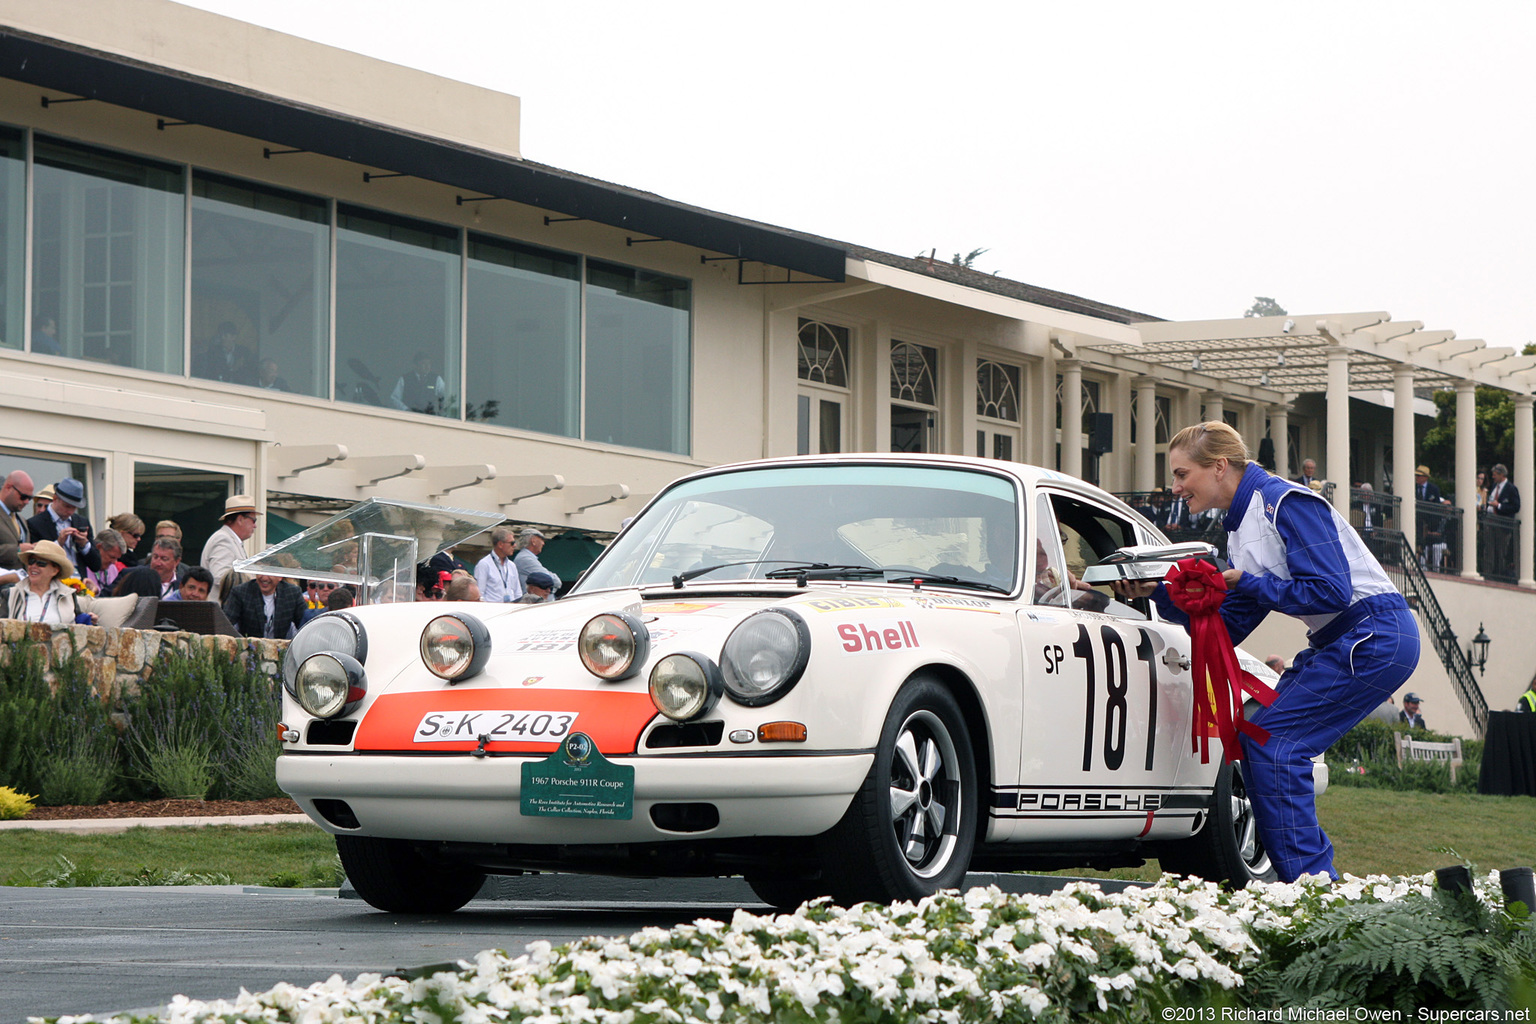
[578,612,650,680]
[421,613,491,682]
[295,652,365,718]
[721,609,810,706]
[283,612,367,696]
[648,652,724,722]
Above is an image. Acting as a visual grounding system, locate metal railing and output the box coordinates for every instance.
[1115,492,1226,558]
[1414,499,1464,575]
[1477,513,1521,585]
[1374,531,1489,737]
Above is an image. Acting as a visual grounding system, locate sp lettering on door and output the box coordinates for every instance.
[838,621,920,653]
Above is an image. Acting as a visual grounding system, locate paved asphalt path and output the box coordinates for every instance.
[0,885,752,1023]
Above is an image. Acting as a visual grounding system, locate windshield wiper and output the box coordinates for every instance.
[886,574,1011,595]
[763,564,885,582]
[671,560,846,588]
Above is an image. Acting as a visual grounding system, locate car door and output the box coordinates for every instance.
[1005,490,1197,843]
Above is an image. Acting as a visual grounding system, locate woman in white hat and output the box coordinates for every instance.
[5,539,97,625]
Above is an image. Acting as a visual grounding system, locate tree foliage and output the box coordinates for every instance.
[1244,296,1287,318]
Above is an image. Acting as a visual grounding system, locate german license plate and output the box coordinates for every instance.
[413,710,578,744]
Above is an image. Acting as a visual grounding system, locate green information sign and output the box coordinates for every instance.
[520,732,635,819]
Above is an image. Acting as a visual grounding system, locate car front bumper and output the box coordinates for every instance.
[278,750,875,844]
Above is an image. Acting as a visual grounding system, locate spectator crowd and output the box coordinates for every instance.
[0,470,566,638]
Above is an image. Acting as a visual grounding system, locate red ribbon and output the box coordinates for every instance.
[1163,557,1277,763]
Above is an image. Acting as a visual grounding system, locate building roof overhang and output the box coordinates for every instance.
[0,27,849,283]
[1085,313,1536,398]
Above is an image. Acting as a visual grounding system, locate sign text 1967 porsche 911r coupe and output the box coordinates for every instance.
[271,454,1316,913]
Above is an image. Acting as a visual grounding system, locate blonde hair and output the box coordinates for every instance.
[1167,421,1251,467]
[155,519,183,539]
[107,512,145,536]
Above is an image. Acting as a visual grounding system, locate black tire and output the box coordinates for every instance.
[1157,760,1276,884]
[336,835,487,914]
[744,874,829,912]
[817,677,978,905]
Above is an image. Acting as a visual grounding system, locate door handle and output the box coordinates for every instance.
[1162,648,1191,673]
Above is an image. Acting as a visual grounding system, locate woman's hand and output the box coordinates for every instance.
[1222,568,1243,586]
[1112,579,1158,600]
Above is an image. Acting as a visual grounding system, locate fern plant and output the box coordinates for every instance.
[1248,886,1536,1010]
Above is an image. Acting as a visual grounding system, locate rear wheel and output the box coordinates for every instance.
[1157,760,1276,884]
[818,677,978,905]
[336,835,486,914]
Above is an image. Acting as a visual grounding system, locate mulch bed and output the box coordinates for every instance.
[22,797,303,821]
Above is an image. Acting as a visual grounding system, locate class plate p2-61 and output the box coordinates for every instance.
[413,709,578,744]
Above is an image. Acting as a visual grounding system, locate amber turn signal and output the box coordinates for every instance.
[757,721,807,743]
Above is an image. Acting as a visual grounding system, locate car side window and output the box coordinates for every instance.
[1031,494,1072,607]
[1046,492,1148,619]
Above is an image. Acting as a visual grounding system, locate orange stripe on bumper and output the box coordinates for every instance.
[352,688,659,755]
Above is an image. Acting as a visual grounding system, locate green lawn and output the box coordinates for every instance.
[0,823,339,888]
[1,787,1531,888]
[1052,786,1536,883]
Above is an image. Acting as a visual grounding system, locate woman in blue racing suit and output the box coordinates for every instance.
[1118,421,1419,882]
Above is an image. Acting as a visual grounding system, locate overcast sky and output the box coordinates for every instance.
[177,1,1535,351]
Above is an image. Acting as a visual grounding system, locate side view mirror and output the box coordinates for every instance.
[1080,542,1227,584]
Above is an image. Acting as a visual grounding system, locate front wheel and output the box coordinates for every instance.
[1156,760,1276,884]
[336,835,487,914]
[817,677,978,905]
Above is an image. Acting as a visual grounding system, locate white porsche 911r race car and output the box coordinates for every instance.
[269,454,1324,913]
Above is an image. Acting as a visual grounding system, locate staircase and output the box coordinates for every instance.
[1373,530,1489,737]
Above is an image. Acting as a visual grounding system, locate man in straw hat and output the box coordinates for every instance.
[201,494,259,602]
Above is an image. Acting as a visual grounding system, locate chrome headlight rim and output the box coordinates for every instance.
[295,651,366,719]
[648,651,724,722]
[578,611,650,681]
[282,611,367,697]
[420,612,492,682]
[720,608,811,707]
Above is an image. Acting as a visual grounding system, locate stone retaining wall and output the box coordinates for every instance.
[0,619,286,698]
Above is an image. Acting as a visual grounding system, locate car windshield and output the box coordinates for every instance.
[578,463,1020,592]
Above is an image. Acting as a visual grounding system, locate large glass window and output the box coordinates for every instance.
[0,127,22,352]
[32,136,184,373]
[797,318,850,455]
[465,234,580,434]
[585,259,690,455]
[190,172,329,396]
[891,340,939,453]
[335,204,460,416]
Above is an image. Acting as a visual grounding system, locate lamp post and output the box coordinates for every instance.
[1469,623,1491,675]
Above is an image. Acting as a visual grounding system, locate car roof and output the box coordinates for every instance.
[666,453,1144,521]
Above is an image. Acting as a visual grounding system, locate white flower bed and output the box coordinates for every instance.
[42,872,1456,1024]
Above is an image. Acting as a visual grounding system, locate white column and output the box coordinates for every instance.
[1202,393,1224,423]
[1134,376,1157,492]
[1325,345,1352,516]
[1059,359,1083,479]
[1516,394,1535,588]
[1393,364,1417,557]
[1269,403,1291,480]
[1456,381,1480,579]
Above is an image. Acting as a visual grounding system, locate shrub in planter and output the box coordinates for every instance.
[119,643,281,801]
[34,735,117,806]
[0,638,120,801]
[0,785,35,819]
[222,729,285,801]
[1325,719,1481,793]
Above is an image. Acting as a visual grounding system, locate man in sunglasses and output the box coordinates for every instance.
[0,470,35,579]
